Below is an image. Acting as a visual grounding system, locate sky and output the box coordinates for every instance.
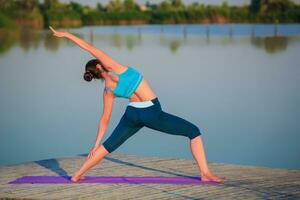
[58,0,300,6]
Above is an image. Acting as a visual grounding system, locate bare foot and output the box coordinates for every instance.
[201,172,225,183]
[71,174,86,182]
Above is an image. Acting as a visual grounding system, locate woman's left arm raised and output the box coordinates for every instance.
[49,26,123,69]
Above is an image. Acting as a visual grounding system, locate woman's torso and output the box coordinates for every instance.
[105,66,157,102]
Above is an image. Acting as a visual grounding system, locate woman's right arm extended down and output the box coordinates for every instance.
[88,89,115,159]
[94,89,115,146]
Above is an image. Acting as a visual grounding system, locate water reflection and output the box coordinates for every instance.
[138,27,142,42]
[89,28,94,45]
[44,32,60,51]
[0,25,297,56]
[159,34,182,53]
[111,32,122,49]
[251,36,288,54]
[0,28,89,54]
[126,35,134,50]
[19,28,42,51]
[169,40,181,53]
[0,30,18,55]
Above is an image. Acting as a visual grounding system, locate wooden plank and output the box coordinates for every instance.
[0,152,299,199]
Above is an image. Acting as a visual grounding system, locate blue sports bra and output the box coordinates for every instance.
[105,66,143,98]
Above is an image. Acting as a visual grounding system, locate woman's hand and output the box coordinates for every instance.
[87,145,99,160]
[49,26,68,38]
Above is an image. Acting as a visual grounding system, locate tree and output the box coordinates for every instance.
[96,2,105,11]
[171,0,184,9]
[107,0,122,12]
[70,1,84,14]
[251,0,294,14]
[221,1,229,17]
[44,0,59,10]
[250,0,261,13]
[15,0,39,11]
[124,0,136,11]
[260,0,294,13]
[0,0,14,10]
[158,0,172,10]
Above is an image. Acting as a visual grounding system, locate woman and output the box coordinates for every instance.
[49,26,225,183]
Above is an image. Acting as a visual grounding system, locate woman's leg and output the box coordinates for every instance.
[71,108,143,182]
[190,135,225,182]
[71,145,109,182]
[190,135,209,175]
[141,108,225,182]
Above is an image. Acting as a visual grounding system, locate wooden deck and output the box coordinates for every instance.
[0,152,299,199]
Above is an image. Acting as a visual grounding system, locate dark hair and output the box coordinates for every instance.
[83,59,108,82]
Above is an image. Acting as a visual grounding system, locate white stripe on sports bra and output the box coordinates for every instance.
[128,100,154,108]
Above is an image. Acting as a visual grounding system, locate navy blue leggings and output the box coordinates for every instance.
[102,97,201,153]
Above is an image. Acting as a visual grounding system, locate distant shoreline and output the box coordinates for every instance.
[4,20,300,31]
[1,0,300,29]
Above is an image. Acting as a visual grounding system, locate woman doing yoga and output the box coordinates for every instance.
[49,26,225,183]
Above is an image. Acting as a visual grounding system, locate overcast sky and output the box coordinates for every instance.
[58,0,300,6]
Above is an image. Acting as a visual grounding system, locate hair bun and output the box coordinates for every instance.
[84,71,93,82]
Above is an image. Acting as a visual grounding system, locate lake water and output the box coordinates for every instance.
[0,24,299,169]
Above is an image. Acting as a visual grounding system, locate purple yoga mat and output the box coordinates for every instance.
[8,176,221,185]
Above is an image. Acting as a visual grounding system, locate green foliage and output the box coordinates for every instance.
[83,10,150,25]
[124,0,137,10]
[1,0,300,28]
[0,12,19,55]
[249,0,297,22]
[158,1,172,11]
[171,0,184,9]
[40,0,82,27]
[0,0,41,19]
[107,0,123,12]
[0,13,17,29]
[45,7,81,21]
[69,1,84,15]
[96,2,105,11]
[43,0,59,10]
[250,0,261,13]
